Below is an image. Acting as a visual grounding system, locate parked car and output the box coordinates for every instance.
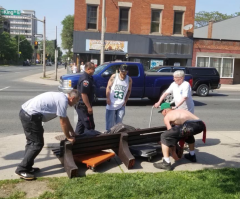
[23,60,31,66]
[58,62,192,102]
[148,66,221,96]
[46,62,52,66]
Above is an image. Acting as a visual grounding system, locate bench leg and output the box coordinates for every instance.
[64,142,79,178]
[118,133,135,169]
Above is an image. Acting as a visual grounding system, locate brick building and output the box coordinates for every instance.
[73,0,196,69]
[193,17,240,84]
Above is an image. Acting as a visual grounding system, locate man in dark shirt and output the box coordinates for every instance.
[75,62,96,134]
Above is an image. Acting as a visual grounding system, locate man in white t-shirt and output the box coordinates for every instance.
[15,90,80,180]
[72,63,77,73]
[105,64,132,131]
[154,70,194,113]
[80,62,85,72]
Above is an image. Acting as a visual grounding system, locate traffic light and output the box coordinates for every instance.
[34,41,38,49]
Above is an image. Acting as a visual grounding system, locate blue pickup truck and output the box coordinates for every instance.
[58,62,192,101]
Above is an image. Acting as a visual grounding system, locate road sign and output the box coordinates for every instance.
[1,10,21,16]
[34,34,43,38]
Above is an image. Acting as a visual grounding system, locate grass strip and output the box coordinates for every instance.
[1,168,240,199]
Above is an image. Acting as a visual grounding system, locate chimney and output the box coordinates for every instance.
[208,20,214,38]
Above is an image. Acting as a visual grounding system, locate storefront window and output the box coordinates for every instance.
[197,57,209,67]
[210,58,221,73]
[222,58,233,77]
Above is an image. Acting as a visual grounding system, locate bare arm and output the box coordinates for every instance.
[164,115,172,130]
[106,74,115,105]
[154,92,170,108]
[60,117,75,142]
[123,77,132,106]
[82,93,92,114]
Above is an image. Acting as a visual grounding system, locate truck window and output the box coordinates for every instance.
[159,68,171,72]
[190,68,216,76]
[94,64,108,75]
[105,65,121,75]
[128,65,139,76]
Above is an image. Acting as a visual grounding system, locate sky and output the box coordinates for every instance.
[1,0,240,54]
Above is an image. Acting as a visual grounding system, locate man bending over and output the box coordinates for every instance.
[153,103,206,171]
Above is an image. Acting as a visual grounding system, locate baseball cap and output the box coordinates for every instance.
[120,64,129,71]
[158,103,171,113]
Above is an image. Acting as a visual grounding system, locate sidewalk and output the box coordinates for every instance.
[21,67,68,86]
[219,84,240,91]
[1,131,240,180]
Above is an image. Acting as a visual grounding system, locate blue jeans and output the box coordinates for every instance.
[106,106,125,131]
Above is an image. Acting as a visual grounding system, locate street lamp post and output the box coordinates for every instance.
[43,16,46,78]
[100,0,106,65]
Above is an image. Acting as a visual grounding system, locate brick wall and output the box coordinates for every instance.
[74,0,195,36]
[192,39,240,67]
[192,39,240,85]
[220,78,233,84]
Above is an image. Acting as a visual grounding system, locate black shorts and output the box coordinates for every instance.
[161,120,205,147]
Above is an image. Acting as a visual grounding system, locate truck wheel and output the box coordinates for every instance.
[196,84,209,96]
[162,89,174,104]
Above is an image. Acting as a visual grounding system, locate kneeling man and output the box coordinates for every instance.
[154,103,206,171]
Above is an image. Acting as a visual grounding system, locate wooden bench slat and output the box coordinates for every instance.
[72,138,119,149]
[72,144,119,154]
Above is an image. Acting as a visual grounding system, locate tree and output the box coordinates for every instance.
[15,35,33,61]
[0,32,17,61]
[19,39,33,61]
[61,15,74,59]
[195,11,240,28]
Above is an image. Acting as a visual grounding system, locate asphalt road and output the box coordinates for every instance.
[0,65,240,138]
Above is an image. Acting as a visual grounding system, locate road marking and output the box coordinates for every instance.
[0,86,10,91]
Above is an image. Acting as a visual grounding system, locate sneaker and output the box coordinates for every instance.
[184,153,197,162]
[15,171,35,180]
[153,159,172,171]
[30,167,40,173]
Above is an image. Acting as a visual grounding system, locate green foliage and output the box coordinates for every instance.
[17,35,33,60]
[37,40,63,62]
[1,168,240,199]
[195,11,240,28]
[0,32,18,61]
[0,33,33,64]
[61,15,74,59]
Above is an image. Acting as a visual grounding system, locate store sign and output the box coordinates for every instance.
[1,10,21,16]
[150,59,164,68]
[86,39,128,53]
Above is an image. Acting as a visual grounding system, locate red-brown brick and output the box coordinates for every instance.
[74,0,196,36]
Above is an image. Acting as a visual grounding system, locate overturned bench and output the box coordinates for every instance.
[52,126,166,178]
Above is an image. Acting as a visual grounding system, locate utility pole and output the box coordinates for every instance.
[18,35,20,58]
[43,16,46,78]
[100,0,106,64]
[55,26,58,81]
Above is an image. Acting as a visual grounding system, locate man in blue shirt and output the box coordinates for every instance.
[75,62,96,134]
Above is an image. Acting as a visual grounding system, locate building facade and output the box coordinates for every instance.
[73,0,196,69]
[193,17,240,84]
[3,9,37,45]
